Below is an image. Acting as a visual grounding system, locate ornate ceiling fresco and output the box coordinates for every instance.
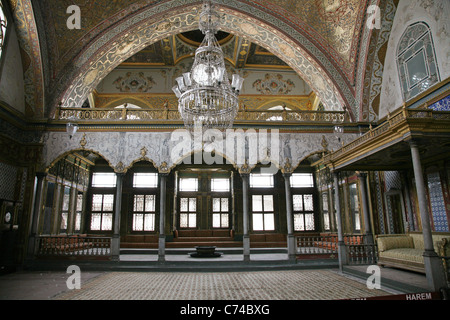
[254,0,366,78]
[88,31,320,111]
[121,31,290,69]
[8,0,399,122]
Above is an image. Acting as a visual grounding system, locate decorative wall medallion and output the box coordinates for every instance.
[113,72,156,92]
[252,74,295,95]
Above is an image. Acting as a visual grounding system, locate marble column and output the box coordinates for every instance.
[283,173,296,260]
[27,172,47,259]
[158,173,168,262]
[333,171,347,271]
[357,172,374,245]
[111,173,124,261]
[409,141,448,291]
[241,173,250,262]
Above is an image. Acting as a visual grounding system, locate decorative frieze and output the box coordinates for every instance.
[41,130,356,174]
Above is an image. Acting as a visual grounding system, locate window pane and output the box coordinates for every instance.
[102,194,114,211]
[133,214,144,231]
[252,195,263,212]
[253,213,264,231]
[75,212,81,231]
[290,173,314,188]
[294,213,304,231]
[134,195,144,212]
[145,195,156,212]
[144,214,155,231]
[133,173,158,188]
[263,195,273,212]
[264,213,275,231]
[213,214,221,228]
[62,187,70,211]
[60,212,68,230]
[305,214,315,231]
[102,213,113,230]
[293,195,303,211]
[322,193,328,212]
[92,172,116,187]
[221,198,229,212]
[407,50,428,87]
[91,213,102,230]
[304,194,314,211]
[180,198,188,212]
[211,178,230,192]
[188,214,197,228]
[323,213,330,231]
[189,198,196,212]
[76,194,83,211]
[213,198,220,212]
[92,194,103,211]
[180,213,188,228]
[250,174,274,188]
[354,212,361,231]
[221,214,229,228]
[179,178,198,191]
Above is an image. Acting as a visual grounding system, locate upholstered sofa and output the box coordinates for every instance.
[376,233,450,274]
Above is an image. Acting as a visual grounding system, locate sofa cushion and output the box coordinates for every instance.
[409,233,450,253]
[379,248,424,265]
[377,235,414,252]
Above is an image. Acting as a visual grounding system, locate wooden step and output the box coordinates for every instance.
[167,241,243,248]
[176,230,231,238]
[173,236,233,242]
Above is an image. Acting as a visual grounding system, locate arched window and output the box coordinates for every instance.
[0,2,7,60]
[396,22,440,102]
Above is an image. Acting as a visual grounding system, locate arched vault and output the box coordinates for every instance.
[46,2,358,121]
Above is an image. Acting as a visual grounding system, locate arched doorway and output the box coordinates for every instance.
[42,150,112,236]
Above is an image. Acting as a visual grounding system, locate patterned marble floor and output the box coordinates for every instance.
[54,269,393,300]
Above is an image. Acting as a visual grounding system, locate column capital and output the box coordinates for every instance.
[238,161,252,176]
[114,161,127,174]
[281,157,294,174]
[158,161,171,174]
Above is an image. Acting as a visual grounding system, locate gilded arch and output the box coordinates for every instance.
[51,3,353,120]
[45,148,115,174]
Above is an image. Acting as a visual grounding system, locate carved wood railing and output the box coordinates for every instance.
[295,235,339,259]
[36,235,111,259]
[296,234,378,265]
[56,107,348,124]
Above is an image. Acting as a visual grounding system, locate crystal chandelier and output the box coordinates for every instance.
[172,1,244,131]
